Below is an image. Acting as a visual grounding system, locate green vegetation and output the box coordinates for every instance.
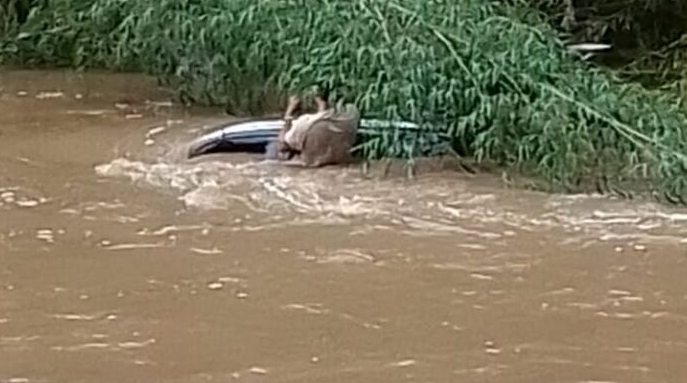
[2,0,687,203]
[522,0,687,102]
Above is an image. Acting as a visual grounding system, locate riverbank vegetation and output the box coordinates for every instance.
[2,0,687,203]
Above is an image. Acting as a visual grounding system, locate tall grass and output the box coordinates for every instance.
[3,0,687,203]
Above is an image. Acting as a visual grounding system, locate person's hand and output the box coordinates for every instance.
[314,95,328,112]
[287,95,300,109]
[284,95,301,119]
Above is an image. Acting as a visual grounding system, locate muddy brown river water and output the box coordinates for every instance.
[1,69,687,383]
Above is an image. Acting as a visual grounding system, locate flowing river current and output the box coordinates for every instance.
[1,69,687,383]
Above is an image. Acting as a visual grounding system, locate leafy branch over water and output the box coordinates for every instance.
[3,0,687,203]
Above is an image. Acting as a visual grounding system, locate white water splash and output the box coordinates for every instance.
[94,155,687,244]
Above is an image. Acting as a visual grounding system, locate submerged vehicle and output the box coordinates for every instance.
[186,117,423,159]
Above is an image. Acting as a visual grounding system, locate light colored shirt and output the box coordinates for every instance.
[283,104,360,152]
